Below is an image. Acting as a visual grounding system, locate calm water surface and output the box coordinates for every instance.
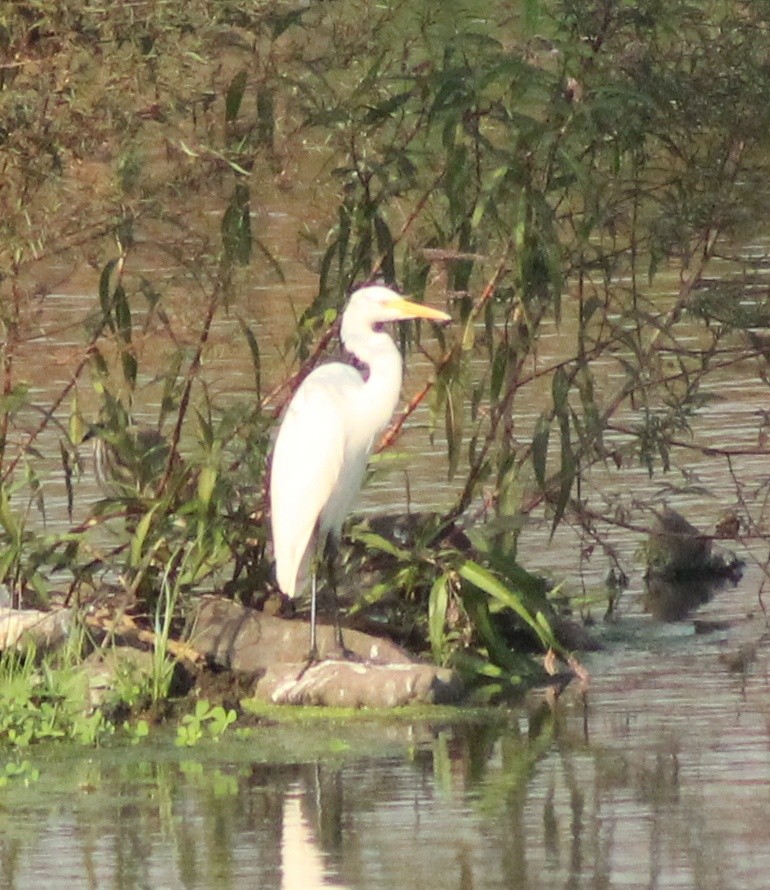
[9,251,770,889]
[3,613,770,890]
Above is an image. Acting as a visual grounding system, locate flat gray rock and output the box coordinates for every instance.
[0,606,72,653]
[186,596,466,707]
[187,596,414,671]
[257,659,465,707]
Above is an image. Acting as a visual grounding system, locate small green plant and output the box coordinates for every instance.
[175,700,238,747]
[0,647,111,747]
[0,759,40,787]
[125,718,151,745]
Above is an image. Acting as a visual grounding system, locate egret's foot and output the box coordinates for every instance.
[295,646,320,680]
[326,641,364,662]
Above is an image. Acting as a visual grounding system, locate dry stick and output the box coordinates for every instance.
[377,377,439,452]
[84,611,203,664]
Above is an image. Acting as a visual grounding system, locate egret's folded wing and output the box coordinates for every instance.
[269,365,362,598]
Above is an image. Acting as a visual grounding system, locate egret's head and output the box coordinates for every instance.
[342,285,451,334]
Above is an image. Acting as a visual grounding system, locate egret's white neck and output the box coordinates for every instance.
[341,323,404,435]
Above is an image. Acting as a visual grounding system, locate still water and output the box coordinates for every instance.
[8,251,770,889]
[3,610,770,890]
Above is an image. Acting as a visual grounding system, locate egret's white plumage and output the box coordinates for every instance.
[269,284,451,653]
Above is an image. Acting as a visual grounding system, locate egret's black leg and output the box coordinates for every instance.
[324,537,346,651]
[307,568,319,663]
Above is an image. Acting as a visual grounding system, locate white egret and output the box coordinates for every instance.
[269,284,451,659]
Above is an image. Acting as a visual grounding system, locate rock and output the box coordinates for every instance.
[81,646,156,712]
[643,509,744,620]
[0,606,72,653]
[646,508,712,577]
[187,596,467,707]
[187,596,416,672]
[548,614,603,651]
[256,659,465,707]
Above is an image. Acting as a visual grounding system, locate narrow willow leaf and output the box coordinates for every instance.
[551,414,575,535]
[0,485,19,538]
[0,383,30,417]
[373,214,395,282]
[238,319,261,401]
[113,283,132,343]
[428,575,449,663]
[129,506,160,568]
[581,295,603,325]
[350,530,409,561]
[256,89,275,147]
[225,70,247,123]
[98,259,119,331]
[195,409,214,449]
[197,465,218,508]
[363,90,412,123]
[471,164,511,230]
[445,381,463,480]
[578,367,603,449]
[90,347,109,377]
[460,584,528,671]
[222,183,252,266]
[68,393,83,445]
[490,341,507,402]
[59,439,74,521]
[552,365,570,413]
[461,316,476,352]
[532,412,550,489]
[121,350,138,390]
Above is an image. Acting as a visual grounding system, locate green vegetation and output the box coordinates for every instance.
[0,647,109,746]
[2,0,770,737]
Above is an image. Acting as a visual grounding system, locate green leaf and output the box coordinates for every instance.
[457,558,557,649]
[551,413,575,535]
[552,365,570,414]
[373,214,394,282]
[195,409,214,450]
[238,319,261,400]
[0,486,19,539]
[129,505,160,568]
[121,350,137,390]
[222,183,252,266]
[490,341,507,402]
[532,413,550,489]
[225,70,248,123]
[428,575,449,663]
[445,380,464,480]
[460,584,525,671]
[350,531,409,561]
[196,465,218,508]
[113,284,132,343]
[98,259,119,332]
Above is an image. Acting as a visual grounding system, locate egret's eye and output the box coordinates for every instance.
[373,322,386,333]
